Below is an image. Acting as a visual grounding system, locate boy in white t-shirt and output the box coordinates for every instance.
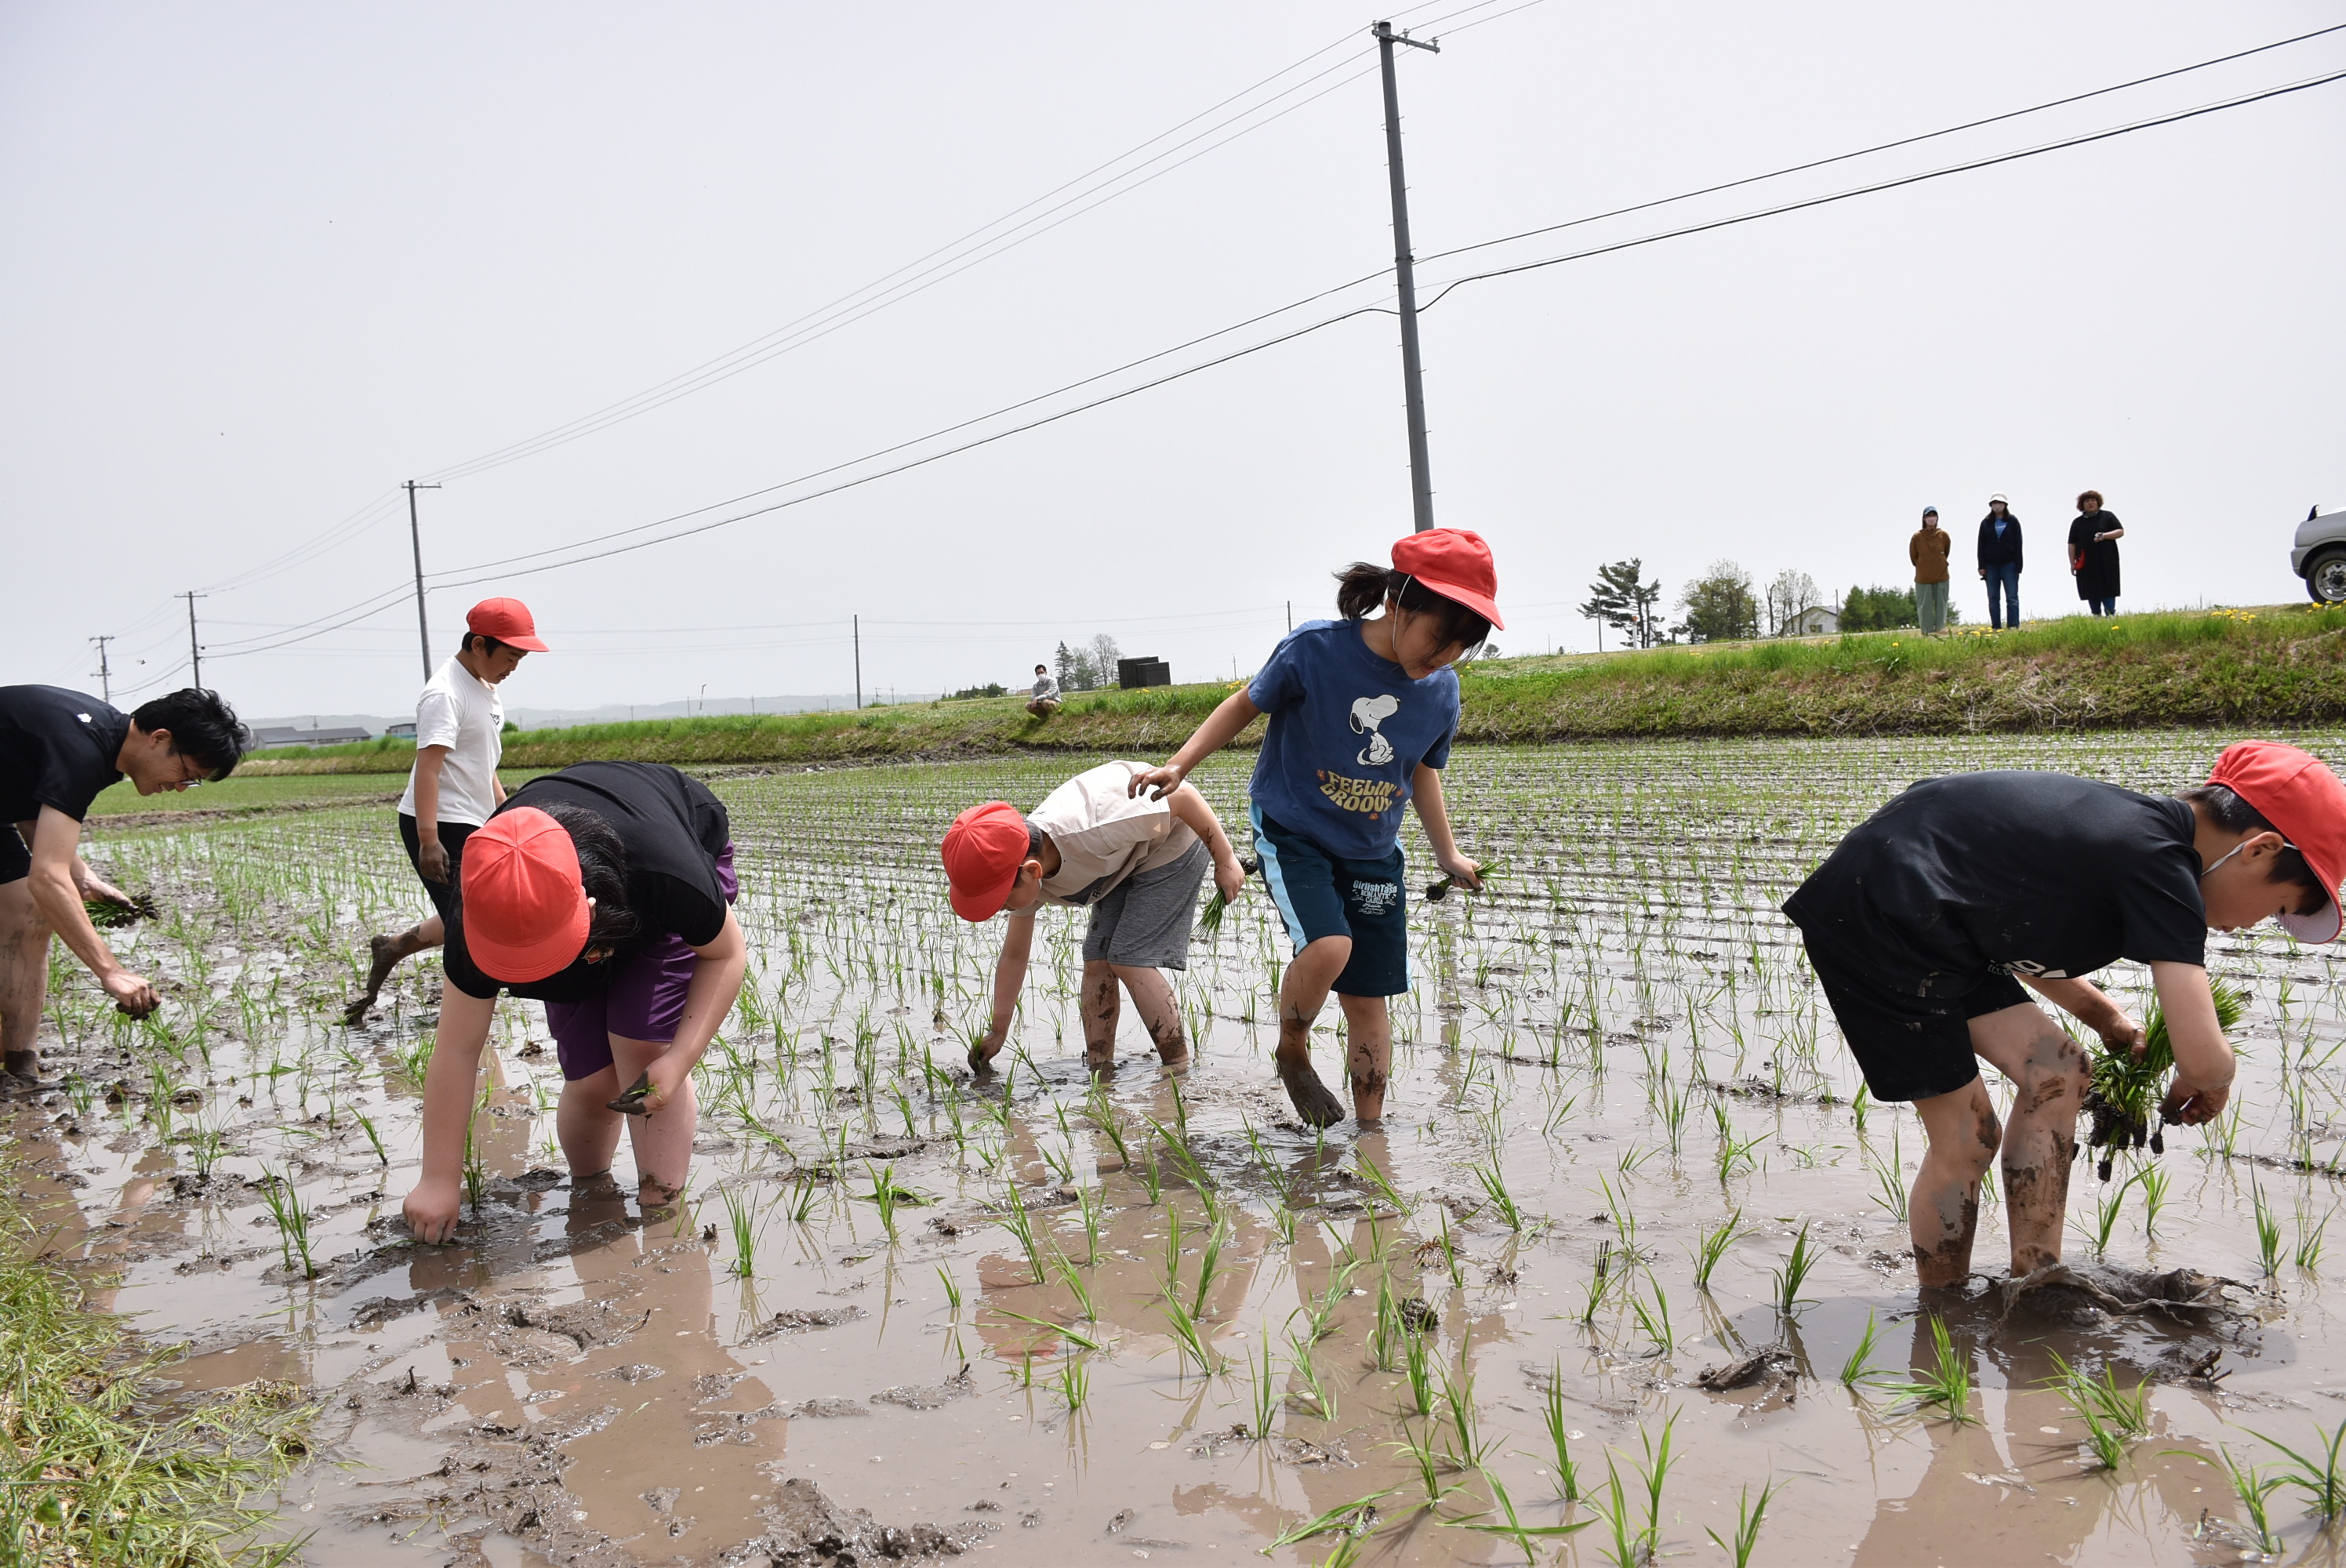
[345,598,548,1022]
[943,760,1244,1072]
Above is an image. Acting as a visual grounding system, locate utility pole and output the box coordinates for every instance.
[405,481,442,679]
[852,616,863,710]
[1372,19,1440,532]
[89,636,115,702]
[180,592,207,688]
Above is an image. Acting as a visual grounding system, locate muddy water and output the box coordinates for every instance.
[27,732,2346,1565]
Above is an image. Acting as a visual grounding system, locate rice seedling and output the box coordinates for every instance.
[2048,1352,2150,1469]
[2300,1206,2333,1272]
[1837,1308,1898,1389]
[1402,1325,1435,1417]
[2168,1444,2282,1553]
[2246,1415,2346,1522]
[1190,1212,1231,1318]
[1051,1247,1099,1322]
[1450,1465,1590,1556]
[987,1305,1103,1354]
[1354,1148,1412,1214]
[1244,1327,1278,1438]
[1704,1477,1781,1568]
[1690,1209,1744,1291]
[996,1180,1047,1283]
[1158,1289,1217,1374]
[721,1187,765,1277]
[1629,1283,1674,1357]
[1264,1489,1399,1552]
[1538,1357,1582,1500]
[1437,1363,1493,1469]
[1771,1222,1818,1316]
[938,1265,964,1317]
[2137,1160,2170,1238]
[1285,1329,1336,1420]
[2256,1181,2283,1280]
[256,1167,315,1279]
[1890,1316,1974,1424]
[1055,1354,1090,1414]
[1471,1159,1525,1232]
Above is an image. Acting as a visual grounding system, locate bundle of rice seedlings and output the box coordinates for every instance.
[2081,981,2247,1180]
[1422,857,1506,903]
[1196,855,1260,938]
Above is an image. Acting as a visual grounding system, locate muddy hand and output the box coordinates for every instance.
[1276,1057,1347,1129]
[2161,1076,2230,1127]
[608,1071,655,1116]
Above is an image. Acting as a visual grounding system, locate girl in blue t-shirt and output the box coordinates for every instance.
[1130,528,1503,1126]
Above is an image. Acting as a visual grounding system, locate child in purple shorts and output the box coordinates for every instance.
[401,761,746,1243]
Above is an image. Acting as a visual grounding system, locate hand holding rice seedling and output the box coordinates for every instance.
[2081,982,2247,1179]
[1423,856,1505,902]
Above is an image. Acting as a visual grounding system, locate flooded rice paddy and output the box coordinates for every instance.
[27,732,2346,1566]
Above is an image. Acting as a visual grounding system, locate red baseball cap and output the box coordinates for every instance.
[1391,528,1504,630]
[467,597,550,652]
[943,801,1031,921]
[461,807,590,981]
[2207,740,2346,943]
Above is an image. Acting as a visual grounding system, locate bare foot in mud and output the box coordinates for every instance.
[1084,1050,1117,1075]
[2,1051,41,1087]
[343,934,407,1024]
[1277,1057,1347,1129]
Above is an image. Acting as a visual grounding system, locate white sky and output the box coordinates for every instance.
[4,2,2341,720]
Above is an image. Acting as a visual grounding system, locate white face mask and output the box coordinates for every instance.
[2199,841,2247,880]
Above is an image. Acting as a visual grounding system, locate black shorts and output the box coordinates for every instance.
[0,822,29,887]
[398,814,478,925]
[1799,932,2032,1102]
[1252,807,1411,999]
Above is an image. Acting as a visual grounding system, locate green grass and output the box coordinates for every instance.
[0,1212,316,1564]
[216,605,2346,779]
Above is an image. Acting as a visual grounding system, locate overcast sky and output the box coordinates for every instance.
[4,2,2341,721]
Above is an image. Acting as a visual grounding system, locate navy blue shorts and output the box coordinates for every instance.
[1251,807,1410,998]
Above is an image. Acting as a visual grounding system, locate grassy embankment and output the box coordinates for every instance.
[242,605,2345,768]
[0,1212,314,1563]
[96,604,2328,816]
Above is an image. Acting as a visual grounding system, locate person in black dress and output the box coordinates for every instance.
[2069,489,2123,615]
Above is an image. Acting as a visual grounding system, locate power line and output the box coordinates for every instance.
[1414,65,2346,311]
[1417,19,2346,271]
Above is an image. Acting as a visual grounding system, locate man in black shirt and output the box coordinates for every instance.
[1785,742,2346,1290]
[0,687,249,1079]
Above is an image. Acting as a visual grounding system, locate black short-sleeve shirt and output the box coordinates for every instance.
[1782,771,2206,997]
[443,761,732,1002]
[0,685,132,825]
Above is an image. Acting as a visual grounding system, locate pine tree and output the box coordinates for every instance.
[1579,559,1664,648]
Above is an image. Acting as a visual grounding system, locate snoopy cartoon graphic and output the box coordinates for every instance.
[1350,694,1400,767]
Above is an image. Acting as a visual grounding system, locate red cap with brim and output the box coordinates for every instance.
[467,597,550,653]
[1390,528,1505,630]
[944,800,1030,921]
[2208,740,2346,943]
[461,807,592,981]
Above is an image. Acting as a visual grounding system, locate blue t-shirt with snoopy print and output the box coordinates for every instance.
[1246,619,1460,859]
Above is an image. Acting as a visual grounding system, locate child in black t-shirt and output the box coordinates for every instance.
[1784,741,2346,1289]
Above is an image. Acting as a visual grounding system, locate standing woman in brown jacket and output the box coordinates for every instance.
[1911,506,1952,632]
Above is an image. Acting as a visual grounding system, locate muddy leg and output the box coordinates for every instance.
[0,879,50,1080]
[1274,936,1351,1128]
[1338,993,1392,1122]
[1111,963,1188,1069]
[1080,959,1120,1070]
[345,917,445,1023]
[1909,1078,2000,1288]
[556,1068,627,1183]
[611,1034,697,1207]
[1970,1003,2090,1276]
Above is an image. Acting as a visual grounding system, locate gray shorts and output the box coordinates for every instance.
[1081,839,1208,971]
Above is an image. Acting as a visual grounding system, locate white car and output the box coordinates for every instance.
[2297,506,2346,603]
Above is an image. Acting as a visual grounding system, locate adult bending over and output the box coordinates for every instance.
[1783,741,2344,1288]
[1,687,248,1080]
[402,761,745,1243]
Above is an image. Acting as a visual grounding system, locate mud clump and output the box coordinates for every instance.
[1694,1346,1795,1392]
[749,1305,870,1341]
[870,1364,975,1410]
[734,1476,991,1564]
[1999,1262,2249,1321]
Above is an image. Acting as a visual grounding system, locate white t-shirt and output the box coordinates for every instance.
[1026,760,1199,908]
[396,656,504,826]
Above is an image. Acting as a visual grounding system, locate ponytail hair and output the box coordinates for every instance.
[539,800,643,950]
[1332,562,1493,653]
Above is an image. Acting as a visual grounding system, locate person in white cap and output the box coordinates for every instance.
[1782,740,2346,1293]
[346,597,549,1022]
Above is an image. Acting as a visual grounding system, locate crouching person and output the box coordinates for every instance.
[402,761,744,1242]
[1784,740,2344,1289]
[943,760,1244,1073]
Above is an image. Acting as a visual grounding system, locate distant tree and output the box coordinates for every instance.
[1089,633,1123,687]
[1764,569,1821,637]
[1054,640,1095,691]
[949,681,1008,700]
[1840,584,1916,632]
[1674,561,1760,643]
[1579,559,1664,649]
